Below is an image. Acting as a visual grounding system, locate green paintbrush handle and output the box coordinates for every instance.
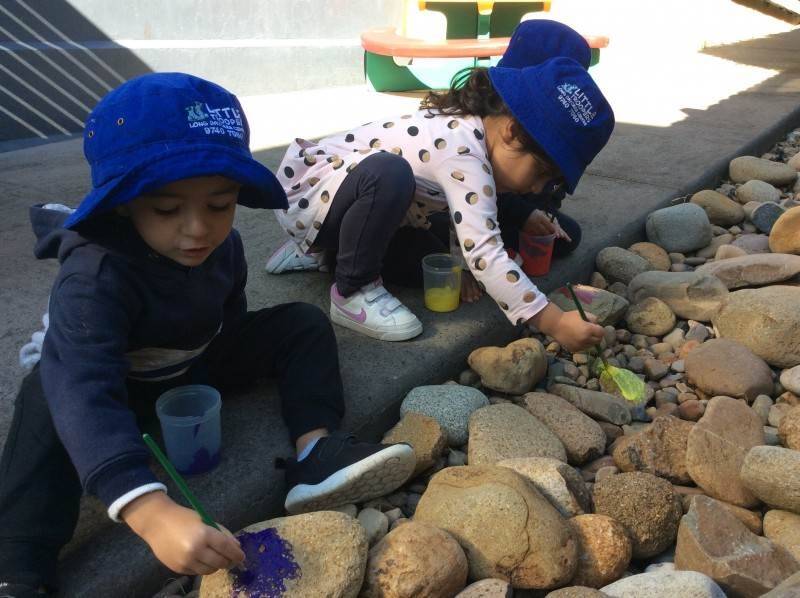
[565,283,606,364]
[142,433,220,530]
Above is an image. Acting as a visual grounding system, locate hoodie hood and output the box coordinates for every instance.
[31,204,90,263]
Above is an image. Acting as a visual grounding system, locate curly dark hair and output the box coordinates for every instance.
[420,67,556,169]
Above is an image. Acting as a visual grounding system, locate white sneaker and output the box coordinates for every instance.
[265,239,325,274]
[330,279,423,341]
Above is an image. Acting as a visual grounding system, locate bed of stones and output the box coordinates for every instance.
[154,128,800,598]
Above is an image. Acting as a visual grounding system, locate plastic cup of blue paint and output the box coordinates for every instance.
[155,385,222,475]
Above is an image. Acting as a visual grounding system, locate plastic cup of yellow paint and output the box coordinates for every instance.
[422,253,462,313]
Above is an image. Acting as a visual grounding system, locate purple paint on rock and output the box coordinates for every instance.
[231,528,301,597]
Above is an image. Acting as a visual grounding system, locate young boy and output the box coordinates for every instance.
[0,73,415,597]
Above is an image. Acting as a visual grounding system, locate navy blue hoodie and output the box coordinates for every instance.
[32,205,246,509]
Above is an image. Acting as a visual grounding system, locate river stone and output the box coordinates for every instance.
[625,297,676,336]
[414,465,578,589]
[730,156,798,186]
[593,472,682,559]
[384,412,446,477]
[715,244,748,260]
[691,190,746,227]
[569,514,632,588]
[199,511,367,598]
[764,510,800,563]
[732,233,771,254]
[596,247,654,284]
[548,285,630,327]
[601,570,725,598]
[682,495,764,535]
[770,207,800,255]
[628,242,672,271]
[713,286,800,368]
[697,233,735,259]
[549,384,632,426]
[628,271,728,322]
[674,495,799,597]
[736,179,782,204]
[455,579,513,597]
[400,385,489,446]
[685,396,764,507]
[781,366,800,395]
[612,415,694,484]
[762,571,800,597]
[522,393,606,465]
[752,202,786,234]
[684,339,773,401]
[468,338,548,395]
[646,203,713,253]
[468,403,567,465]
[546,588,609,597]
[779,406,800,450]
[360,520,468,598]
[498,457,592,517]
[696,254,800,289]
[741,446,800,513]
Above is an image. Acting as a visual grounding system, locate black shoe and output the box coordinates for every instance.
[0,582,49,598]
[282,432,416,514]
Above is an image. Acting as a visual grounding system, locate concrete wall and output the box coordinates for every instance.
[0,0,403,145]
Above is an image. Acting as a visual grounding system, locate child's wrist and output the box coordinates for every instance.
[527,301,563,336]
[120,489,172,536]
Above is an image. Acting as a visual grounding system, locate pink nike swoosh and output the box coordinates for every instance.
[334,301,367,323]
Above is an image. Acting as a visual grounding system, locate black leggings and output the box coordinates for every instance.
[0,303,344,589]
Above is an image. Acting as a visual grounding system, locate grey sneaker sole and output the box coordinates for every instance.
[284,443,416,514]
[330,304,423,342]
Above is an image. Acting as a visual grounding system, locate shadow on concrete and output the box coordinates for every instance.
[0,0,150,149]
[0,27,797,598]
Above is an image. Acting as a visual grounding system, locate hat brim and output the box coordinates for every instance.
[64,143,287,229]
[489,67,584,194]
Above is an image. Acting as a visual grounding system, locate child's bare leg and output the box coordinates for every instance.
[461,270,483,303]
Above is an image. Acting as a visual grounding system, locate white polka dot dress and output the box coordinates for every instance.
[275,110,549,325]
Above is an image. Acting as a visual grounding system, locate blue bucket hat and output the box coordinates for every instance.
[64,72,287,229]
[489,58,614,193]
[498,19,591,70]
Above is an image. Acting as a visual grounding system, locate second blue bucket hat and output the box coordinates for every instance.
[64,72,287,229]
[498,19,591,70]
[489,58,614,193]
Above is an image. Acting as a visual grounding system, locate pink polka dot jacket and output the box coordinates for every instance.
[275,110,549,325]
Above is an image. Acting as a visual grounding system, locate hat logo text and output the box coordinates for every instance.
[556,83,596,126]
[184,101,244,140]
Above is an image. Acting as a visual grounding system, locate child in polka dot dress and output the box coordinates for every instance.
[267,57,613,351]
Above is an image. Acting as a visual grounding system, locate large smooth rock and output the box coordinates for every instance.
[455,579,513,597]
[628,242,672,271]
[741,446,800,513]
[730,156,798,186]
[770,207,800,255]
[646,204,713,253]
[628,271,729,322]
[684,339,774,401]
[548,285,630,327]
[549,384,632,426]
[468,338,548,395]
[401,385,489,446]
[468,403,567,465]
[414,465,578,589]
[596,247,654,284]
[735,179,782,203]
[601,570,725,598]
[625,297,676,336]
[732,233,772,254]
[781,366,800,395]
[547,589,609,598]
[522,393,606,465]
[685,396,765,507]
[612,415,694,484]
[713,286,800,368]
[696,254,800,290]
[764,510,800,563]
[498,457,592,517]
[778,406,800,450]
[199,511,367,598]
[593,472,683,559]
[691,190,745,227]
[360,520,468,598]
[674,496,799,597]
[762,571,800,597]
[569,514,632,589]
[383,412,446,477]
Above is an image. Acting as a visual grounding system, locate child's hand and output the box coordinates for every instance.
[121,491,245,575]
[523,210,571,241]
[461,270,483,303]
[528,302,603,353]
